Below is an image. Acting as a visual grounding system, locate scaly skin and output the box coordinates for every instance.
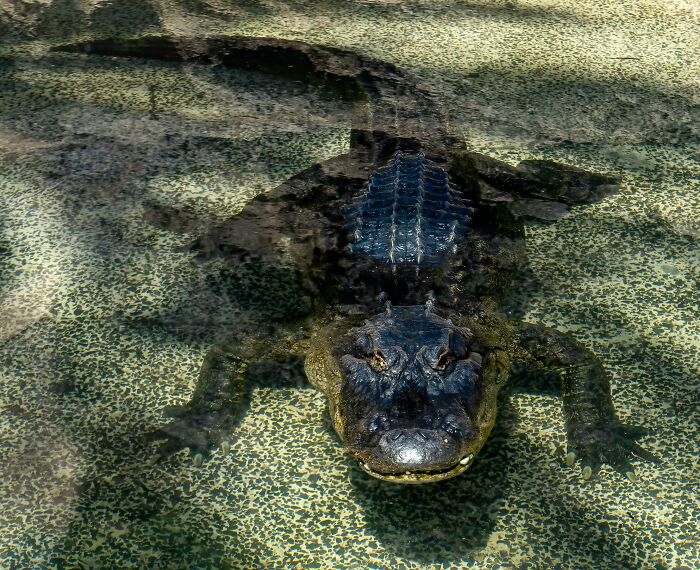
[53,36,654,483]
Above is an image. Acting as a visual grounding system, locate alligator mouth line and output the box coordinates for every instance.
[358,453,475,484]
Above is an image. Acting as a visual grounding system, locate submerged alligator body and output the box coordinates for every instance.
[56,36,654,483]
[344,152,473,268]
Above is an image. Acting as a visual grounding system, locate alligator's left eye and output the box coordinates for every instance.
[435,349,455,372]
[368,351,388,373]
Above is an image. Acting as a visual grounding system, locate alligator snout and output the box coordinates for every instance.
[371,428,461,473]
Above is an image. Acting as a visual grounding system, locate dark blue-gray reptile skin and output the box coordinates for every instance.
[345,152,473,269]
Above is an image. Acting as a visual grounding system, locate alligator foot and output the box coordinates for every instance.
[144,343,253,465]
[144,405,238,465]
[565,422,658,481]
[515,323,657,481]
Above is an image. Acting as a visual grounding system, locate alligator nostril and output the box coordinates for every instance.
[416,430,430,441]
[373,428,462,474]
[391,430,405,441]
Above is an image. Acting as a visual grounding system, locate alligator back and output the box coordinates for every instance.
[344,152,473,271]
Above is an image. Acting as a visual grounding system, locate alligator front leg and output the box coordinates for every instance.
[451,150,619,220]
[146,342,253,465]
[514,323,656,481]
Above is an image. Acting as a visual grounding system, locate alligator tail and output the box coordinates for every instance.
[51,35,451,161]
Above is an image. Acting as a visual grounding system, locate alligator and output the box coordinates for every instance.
[55,36,654,483]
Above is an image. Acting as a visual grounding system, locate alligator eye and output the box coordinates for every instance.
[435,349,455,372]
[368,351,388,373]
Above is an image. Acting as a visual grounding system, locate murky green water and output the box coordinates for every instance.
[1,2,698,568]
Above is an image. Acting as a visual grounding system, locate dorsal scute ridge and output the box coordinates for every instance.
[345,151,473,268]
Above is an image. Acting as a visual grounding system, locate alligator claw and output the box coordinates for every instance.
[143,404,233,464]
[566,420,654,480]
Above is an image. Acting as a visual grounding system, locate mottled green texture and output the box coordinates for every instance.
[0,1,698,568]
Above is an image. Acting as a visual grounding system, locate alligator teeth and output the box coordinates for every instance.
[582,466,592,480]
[460,454,473,465]
[565,451,577,466]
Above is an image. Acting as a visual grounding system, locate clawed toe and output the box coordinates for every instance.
[565,422,654,481]
[143,416,233,467]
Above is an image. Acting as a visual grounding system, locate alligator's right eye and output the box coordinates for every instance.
[368,351,388,373]
[435,349,455,372]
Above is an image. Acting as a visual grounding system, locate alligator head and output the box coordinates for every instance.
[310,304,506,484]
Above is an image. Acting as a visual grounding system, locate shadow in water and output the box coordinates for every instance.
[32,0,163,40]
[33,0,89,39]
[89,0,163,37]
[346,401,515,561]
[326,389,654,568]
[44,336,308,568]
[47,425,238,567]
[1,0,586,44]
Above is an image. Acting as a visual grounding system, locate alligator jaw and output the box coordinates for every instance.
[358,453,475,484]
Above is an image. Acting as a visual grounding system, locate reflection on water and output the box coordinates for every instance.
[0,2,698,569]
